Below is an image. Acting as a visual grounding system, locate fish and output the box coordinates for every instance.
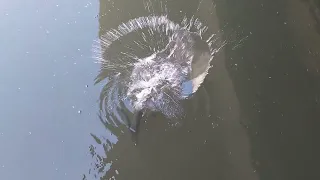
[128,29,212,133]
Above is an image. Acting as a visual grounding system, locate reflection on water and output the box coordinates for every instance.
[85,0,320,180]
[0,0,102,180]
[215,0,320,179]
[86,0,254,179]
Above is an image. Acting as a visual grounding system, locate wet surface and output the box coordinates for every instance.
[1,0,320,180]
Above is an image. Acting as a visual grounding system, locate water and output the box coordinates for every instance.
[0,1,101,179]
[1,0,320,180]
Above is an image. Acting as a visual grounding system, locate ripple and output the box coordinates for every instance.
[93,13,224,130]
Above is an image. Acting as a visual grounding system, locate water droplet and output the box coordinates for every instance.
[85,85,89,88]
[2,165,4,168]
[284,22,287,25]
[78,110,82,114]
[268,76,271,79]
[115,170,119,175]
[72,106,75,109]
[28,132,32,135]
[77,49,80,51]
[56,4,59,7]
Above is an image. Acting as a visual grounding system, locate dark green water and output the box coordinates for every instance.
[1,0,319,180]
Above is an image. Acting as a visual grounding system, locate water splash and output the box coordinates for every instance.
[92,2,225,131]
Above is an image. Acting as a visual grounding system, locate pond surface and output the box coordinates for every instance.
[0,0,319,180]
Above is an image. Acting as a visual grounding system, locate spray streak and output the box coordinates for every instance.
[232,35,248,50]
